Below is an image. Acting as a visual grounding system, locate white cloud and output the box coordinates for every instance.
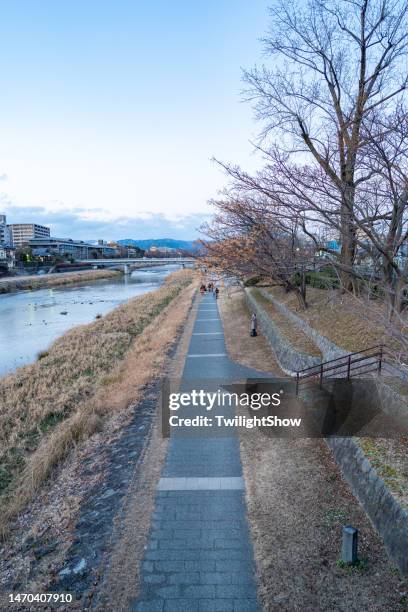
[1,204,209,241]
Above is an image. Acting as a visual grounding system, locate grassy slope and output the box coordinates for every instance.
[0,269,193,529]
[218,285,406,609]
[218,286,284,373]
[266,285,408,512]
[265,285,386,352]
[249,288,322,357]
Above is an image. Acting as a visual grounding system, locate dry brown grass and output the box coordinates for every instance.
[262,285,408,514]
[240,432,407,611]
[218,285,284,374]
[93,288,199,611]
[249,288,322,357]
[218,288,407,609]
[0,269,122,294]
[0,269,194,532]
[266,285,387,352]
[357,437,408,511]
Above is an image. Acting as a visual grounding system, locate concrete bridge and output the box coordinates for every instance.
[76,257,195,274]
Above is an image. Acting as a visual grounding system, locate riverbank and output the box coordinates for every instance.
[217,286,407,609]
[0,269,194,536]
[0,268,122,294]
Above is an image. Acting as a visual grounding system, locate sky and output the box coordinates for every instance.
[0,1,270,240]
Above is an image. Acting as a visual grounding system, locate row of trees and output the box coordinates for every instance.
[203,0,408,325]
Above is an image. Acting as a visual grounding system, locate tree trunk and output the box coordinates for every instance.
[340,180,356,293]
[296,287,308,310]
[382,260,398,322]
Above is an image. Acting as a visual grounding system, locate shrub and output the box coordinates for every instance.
[244,276,261,287]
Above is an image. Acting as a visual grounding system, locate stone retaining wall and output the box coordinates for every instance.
[327,436,408,576]
[245,289,320,375]
[258,289,347,361]
[250,287,408,576]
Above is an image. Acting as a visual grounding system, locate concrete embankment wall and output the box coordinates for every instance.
[258,288,346,362]
[257,288,408,419]
[249,287,408,576]
[245,288,320,375]
[327,436,408,576]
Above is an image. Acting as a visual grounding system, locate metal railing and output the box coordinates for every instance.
[295,345,385,395]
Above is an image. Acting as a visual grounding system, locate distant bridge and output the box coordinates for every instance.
[77,257,194,265]
[75,257,195,274]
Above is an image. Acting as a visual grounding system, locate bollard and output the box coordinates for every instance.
[250,313,257,337]
[341,525,358,564]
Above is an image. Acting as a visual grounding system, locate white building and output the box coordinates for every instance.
[8,223,50,248]
[0,244,15,268]
[0,214,12,246]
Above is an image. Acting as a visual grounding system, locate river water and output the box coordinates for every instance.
[0,264,181,378]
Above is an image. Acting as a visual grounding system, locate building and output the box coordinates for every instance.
[0,214,12,246]
[29,237,117,259]
[94,240,119,257]
[326,239,341,253]
[147,246,176,257]
[30,237,89,259]
[0,244,16,268]
[8,223,50,248]
[107,242,144,258]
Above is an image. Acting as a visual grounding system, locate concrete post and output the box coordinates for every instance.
[250,313,257,337]
[341,525,358,564]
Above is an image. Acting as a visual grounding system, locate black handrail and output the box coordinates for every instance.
[295,345,385,395]
[297,345,384,374]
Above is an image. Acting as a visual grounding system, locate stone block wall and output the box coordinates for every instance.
[258,289,347,361]
[245,289,321,375]
[247,286,408,576]
[327,436,408,576]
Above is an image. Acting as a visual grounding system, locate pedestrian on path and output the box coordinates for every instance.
[250,312,257,337]
[215,287,219,299]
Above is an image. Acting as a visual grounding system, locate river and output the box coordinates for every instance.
[0,264,181,377]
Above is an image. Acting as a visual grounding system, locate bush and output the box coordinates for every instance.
[306,271,339,289]
[244,276,261,287]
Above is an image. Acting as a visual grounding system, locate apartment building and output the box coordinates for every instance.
[0,214,12,246]
[8,223,50,248]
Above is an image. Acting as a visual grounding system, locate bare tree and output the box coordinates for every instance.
[243,0,408,290]
[201,190,313,308]
[355,110,408,316]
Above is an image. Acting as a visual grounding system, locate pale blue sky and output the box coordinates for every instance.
[0,1,270,239]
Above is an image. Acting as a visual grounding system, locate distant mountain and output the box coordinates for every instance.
[117,238,199,251]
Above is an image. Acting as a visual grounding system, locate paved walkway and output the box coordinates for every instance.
[133,293,267,611]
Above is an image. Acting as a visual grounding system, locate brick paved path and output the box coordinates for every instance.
[133,292,266,611]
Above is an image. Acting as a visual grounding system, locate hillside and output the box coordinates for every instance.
[117,238,198,251]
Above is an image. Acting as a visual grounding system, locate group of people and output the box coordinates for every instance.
[199,279,258,336]
[199,282,219,298]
